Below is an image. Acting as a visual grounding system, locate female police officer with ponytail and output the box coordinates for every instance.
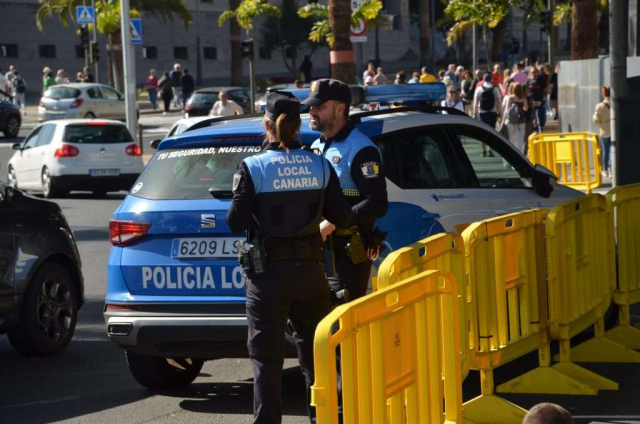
[227,91,353,424]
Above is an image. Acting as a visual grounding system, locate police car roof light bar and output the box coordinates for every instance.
[184,113,264,135]
[364,83,446,104]
[349,105,468,124]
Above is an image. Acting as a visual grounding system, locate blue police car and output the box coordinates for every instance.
[104,85,582,390]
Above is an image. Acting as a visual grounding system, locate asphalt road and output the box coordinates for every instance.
[1,112,640,423]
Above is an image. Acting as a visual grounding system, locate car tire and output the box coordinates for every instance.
[7,262,78,356]
[42,167,62,198]
[84,112,96,119]
[3,116,20,138]
[7,166,17,189]
[125,351,204,391]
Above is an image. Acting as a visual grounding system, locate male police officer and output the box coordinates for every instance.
[227,91,353,424]
[302,79,388,301]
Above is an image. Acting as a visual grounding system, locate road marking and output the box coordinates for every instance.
[0,396,80,409]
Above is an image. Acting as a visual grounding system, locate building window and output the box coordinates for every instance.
[39,44,57,59]
[143,46,158,59]
[203,47,217,60]
[75,45,85,59]
[259,46,272,60]
[0,44,19,58]
[174,46,188,60]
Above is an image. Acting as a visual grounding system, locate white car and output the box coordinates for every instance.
[38,83,136,122]
[8,119,144,198]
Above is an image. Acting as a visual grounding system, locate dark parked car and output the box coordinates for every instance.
[1,93,21,138]
[184,87,251,116]
[0,183,84,355]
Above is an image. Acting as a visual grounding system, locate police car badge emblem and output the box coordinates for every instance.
[332,156,340,164]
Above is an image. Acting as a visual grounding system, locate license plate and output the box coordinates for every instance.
[171,237,245,259]
[90,169,120,176]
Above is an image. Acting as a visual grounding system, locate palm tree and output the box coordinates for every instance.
[419,0,430,67]
[36,0,192,90]
[219,0,282,86]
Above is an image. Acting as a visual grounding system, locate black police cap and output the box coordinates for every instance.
[265,91,300,121]
[301,79,351,106]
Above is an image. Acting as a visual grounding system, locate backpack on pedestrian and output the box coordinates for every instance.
[507,101,524,123]
[13,77,26,94]
[462,80,474,103]
[479,86,495,111]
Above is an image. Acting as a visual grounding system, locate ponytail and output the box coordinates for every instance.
[264,113,301,151]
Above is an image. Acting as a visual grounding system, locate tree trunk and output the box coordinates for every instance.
[329,0,356,83]
[491,14,508,62]
[230,0,243,86]
[419,0,430,67]
[482,25,491,67]
[571,0,598,59]
[598,8,610,54]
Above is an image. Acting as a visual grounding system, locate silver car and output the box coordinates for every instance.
[38,83,135,122]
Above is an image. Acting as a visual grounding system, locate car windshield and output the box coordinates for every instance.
[44,87,81,99]
[131,144,262,200]
[63,124,134,144]
[190,92,219,105]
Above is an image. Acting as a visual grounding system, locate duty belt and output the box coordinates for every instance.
[334,225,359,238]
[342,188,361,197]
[266,243,324,262]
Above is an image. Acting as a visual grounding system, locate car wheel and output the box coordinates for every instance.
[7,166,17,189]
[42,167,62,198]
[84,112,96,119]
[3,116,20,138]
[7,262,78,356]
[125,351,204,391]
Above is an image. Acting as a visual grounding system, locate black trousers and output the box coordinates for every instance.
[246,259,330,424]
[331,235,373,301]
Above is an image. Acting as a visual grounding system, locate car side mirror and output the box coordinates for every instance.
[0,184,12,203]
[11,143,22,151]
[532,164,557,198]
[150,139,161,149]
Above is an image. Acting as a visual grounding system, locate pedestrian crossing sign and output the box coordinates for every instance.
[130,19,142,44]
[76,6,95,25]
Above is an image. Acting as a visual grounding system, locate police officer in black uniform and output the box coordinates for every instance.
[302,79,388,302]
[226,91,353,424]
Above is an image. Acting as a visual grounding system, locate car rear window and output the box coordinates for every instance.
[63,124,134,144]
[44,87,81,99]
[131,145,262,200]
[189,92,219,105]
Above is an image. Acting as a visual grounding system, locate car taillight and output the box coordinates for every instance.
[125,144,142,156]
[185,103,191,110]
[70,98,84,109]
[109,220,151,246]
[54,144,80,158]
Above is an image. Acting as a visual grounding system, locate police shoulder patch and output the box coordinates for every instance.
[360,162,380,179]
[332,156,340,164]
[232,173,242,192]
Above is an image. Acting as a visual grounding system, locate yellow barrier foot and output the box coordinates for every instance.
[554,337,640,363]
[605,325,640,350]
[496,366,598,395]
[463,394,527,424]
[552,362,618,391]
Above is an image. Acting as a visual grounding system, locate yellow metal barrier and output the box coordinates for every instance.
[528,132,601,194]
[605,183,640,348]
[311,270,463,424]
[546,194,640,366]
[376,233,471,377]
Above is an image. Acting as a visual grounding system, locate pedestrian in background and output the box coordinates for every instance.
[363,61,375,82]
[473,69,484,89]
[0,68,6,101]
[492,64,503,86]
[42,67,52,93]
[227,91,353,424]
[526,66,547,132]
[210,91,243,117]
[83,66,95,83]
[394,71,407,84]
[11,70,27,114]
[523,403,574,424]
[43,69,56,93]
[408,71,420,84]
[420,66,437,83]
[181,69,195,108]
[437,69,446,81]
[502,82,527,153]
[445,63,457,85]
[75,71,85,83]
[374,67,388,85]
[593,85,611,178]
[549,63,559,120]
[157,71,173,115]
[473,73,502,156]
[455,65,465,83]
[502,77,513,98]
[502,68,511,89]
[169,63,182,108]
[441,86,464,112]
[145,69,158,110]
[299,54,313,83]
[5,65,15,97]
[460,70,475,115]
[55,69,69,84]
[512,61,528,85]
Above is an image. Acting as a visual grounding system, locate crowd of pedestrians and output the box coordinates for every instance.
[144,63,195,115]
[365,60,560,157]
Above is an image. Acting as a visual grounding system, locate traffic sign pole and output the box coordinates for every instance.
[92,0,99,83]
[120,0,138,143]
